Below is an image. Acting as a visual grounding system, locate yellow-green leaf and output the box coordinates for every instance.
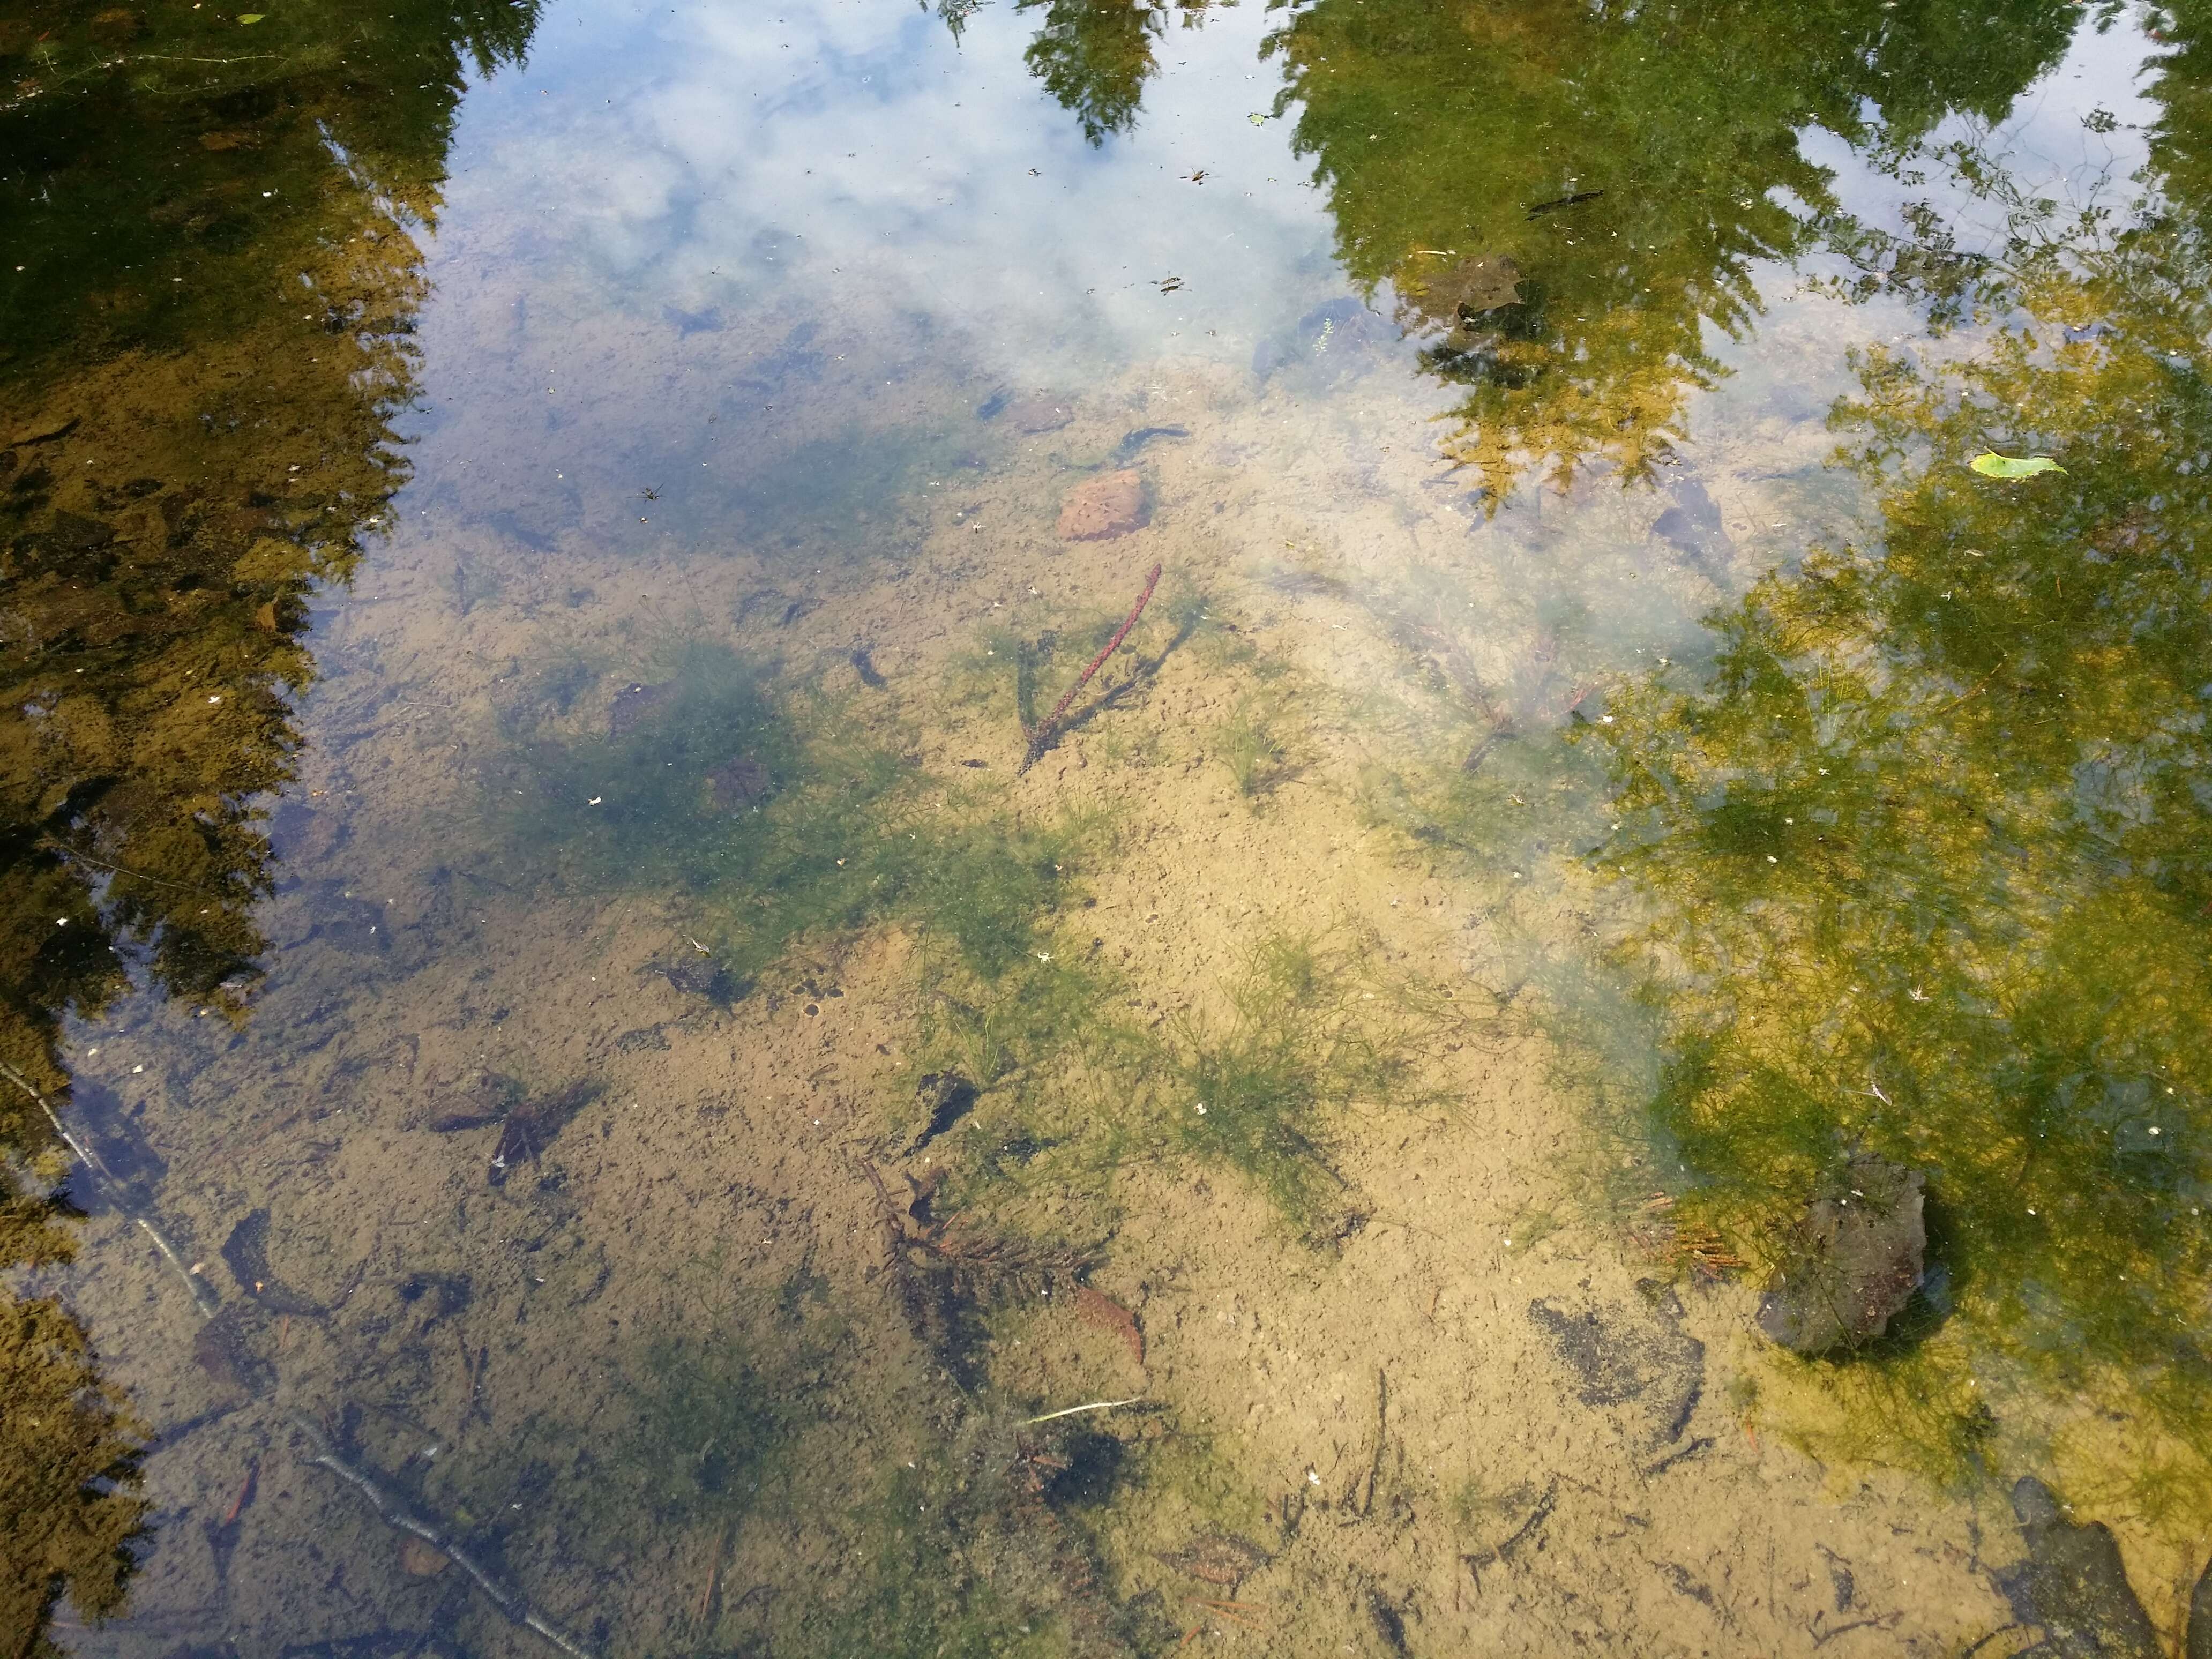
[237,12,264,21]
[1970,451,2064,479]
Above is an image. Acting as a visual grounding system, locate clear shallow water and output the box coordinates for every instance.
[6,0,2212,1653]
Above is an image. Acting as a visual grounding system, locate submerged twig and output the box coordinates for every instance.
[1020,564,1162,774]
[292,1414,597,1659]
[0,1058,220,1320]
[1021,1395,1147,1425]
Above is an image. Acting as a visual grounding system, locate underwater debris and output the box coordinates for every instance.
[292,1415,596,1659]
[1754,1155,1926,1355]
[1021,563,1162,773]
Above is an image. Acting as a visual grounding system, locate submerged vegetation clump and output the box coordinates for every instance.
[1163,934,1422,1233]
[502,643,1093,989]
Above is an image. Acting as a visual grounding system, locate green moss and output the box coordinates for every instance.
[502,643,1098,989]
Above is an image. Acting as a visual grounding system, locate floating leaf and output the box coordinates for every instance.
[237,12,264,21]
[1970,451,2064,479]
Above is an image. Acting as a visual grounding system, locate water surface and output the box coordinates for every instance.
[7,0,2212,1653]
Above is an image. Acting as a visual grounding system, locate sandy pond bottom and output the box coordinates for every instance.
[44,336,2053,1659]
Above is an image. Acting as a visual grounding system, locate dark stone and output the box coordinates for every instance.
[2187,1552,2212,1659]
[708,754,773,811]
[1755,1154,1926,1355]
[1527,1287,1705,1446]
[1995,1477,2158,1658]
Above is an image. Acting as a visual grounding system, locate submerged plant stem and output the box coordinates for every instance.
[1020,1395,1147,1425]
[293,1414,598,1659]
[1021,563,1162,773]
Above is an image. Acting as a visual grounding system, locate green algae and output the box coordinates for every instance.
[501,642,1097,990]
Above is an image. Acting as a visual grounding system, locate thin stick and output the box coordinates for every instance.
[0,1059,220,1320]
[293,1415,597,1659]
[697,1521,729,1626]
[1020,564,1162,773]
[1021,1395,1146,1425]
[37,836,218,896]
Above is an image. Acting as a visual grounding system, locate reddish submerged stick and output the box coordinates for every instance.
[1021,562,1162,773]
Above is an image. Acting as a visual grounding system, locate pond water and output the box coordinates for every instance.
[7,0,2212,1652]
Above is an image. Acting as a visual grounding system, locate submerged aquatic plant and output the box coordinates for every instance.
[1213,694,1289,798]
[504,642,1090,988]
[1163,934,1416,1231]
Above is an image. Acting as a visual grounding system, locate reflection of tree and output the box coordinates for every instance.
[1016,0,1221,145]
[1018,0,1164,144]
[1597,138,2212,1520]
[0,0,536,1640]
[1263,0,2078,498]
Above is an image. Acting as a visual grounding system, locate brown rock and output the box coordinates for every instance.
[1057,470,1147,541]
[1755,1154,1925,1354]
[1006,394,1073,434]
[399,1536,450,1577]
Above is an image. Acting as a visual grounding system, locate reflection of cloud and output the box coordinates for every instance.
[1806,12,2164,257]
[434,0,1346,380]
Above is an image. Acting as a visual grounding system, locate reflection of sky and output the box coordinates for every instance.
[432,0,1347,379]
[388,0,2154,617]
[1805,9,2165,259]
